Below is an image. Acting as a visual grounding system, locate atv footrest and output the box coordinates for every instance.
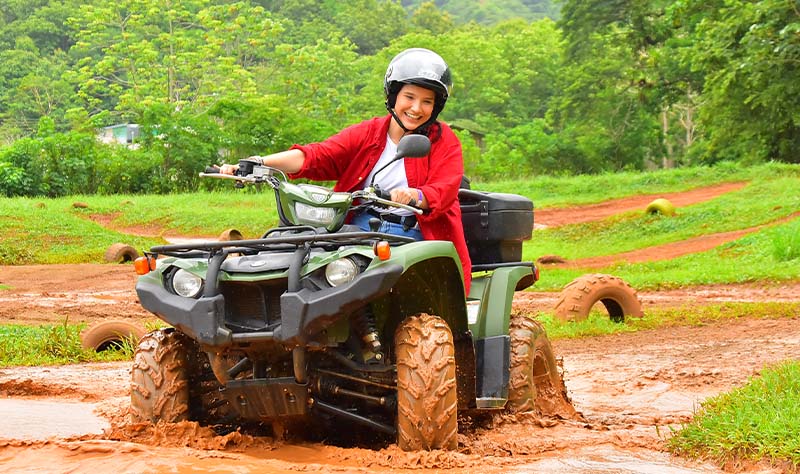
[225,377,309,419]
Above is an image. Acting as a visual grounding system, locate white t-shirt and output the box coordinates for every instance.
[364,134,413,216]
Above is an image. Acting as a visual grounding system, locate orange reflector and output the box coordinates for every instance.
[134,256,156,275]
[374,241,391,261]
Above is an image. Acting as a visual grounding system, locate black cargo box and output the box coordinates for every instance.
[458,189,533,265]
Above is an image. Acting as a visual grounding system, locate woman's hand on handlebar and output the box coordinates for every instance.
[218,163,239,175]
[390,187,426,209]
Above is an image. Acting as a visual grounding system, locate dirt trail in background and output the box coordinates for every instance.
[534,181,747,227]
[551,212,800,269]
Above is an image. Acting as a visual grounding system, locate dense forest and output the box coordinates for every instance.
[0,0,797,196]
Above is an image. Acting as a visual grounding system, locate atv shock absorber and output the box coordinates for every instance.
[350,307,384,362]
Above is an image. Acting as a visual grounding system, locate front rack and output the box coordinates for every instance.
[148,228,416,258]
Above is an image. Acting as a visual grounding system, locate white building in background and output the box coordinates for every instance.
[98,124,140,146]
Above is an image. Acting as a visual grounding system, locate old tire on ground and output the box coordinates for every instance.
[218,228,243,241]
[130,328,192,423]
[508,315,579,419]
[104,243,139,263]
[80,320,146,351]
[394,313,458,451]
[645,198,676,216]
[554,273,643,323]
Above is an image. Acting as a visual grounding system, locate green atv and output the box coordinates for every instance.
[130,135,573,450]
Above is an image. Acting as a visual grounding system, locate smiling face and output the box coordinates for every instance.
[392,83,436,132]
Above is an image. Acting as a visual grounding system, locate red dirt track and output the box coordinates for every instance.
[1,182,798,474]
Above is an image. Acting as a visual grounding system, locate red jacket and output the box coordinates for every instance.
[289,115,471,293]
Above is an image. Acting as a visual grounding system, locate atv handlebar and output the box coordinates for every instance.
[354,188,422,215]
[201,163,422,215]
[199,163,286,185]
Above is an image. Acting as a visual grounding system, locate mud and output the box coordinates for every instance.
[0,182,798,473]
[2,315,797,473]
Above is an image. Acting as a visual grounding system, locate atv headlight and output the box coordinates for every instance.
[171,268,203,298]
[325,258,359,287]
[295,202,337,226]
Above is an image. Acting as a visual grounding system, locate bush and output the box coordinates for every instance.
[771,221,800,262]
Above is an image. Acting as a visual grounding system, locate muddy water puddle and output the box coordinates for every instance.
[0,399,108,441]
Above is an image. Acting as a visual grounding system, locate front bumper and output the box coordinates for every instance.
[136,263,403,348]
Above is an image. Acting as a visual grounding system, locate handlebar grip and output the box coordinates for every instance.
[374,187,392,200]
[204,166,220,174]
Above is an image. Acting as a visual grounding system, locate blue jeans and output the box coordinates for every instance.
[350,212,423,241]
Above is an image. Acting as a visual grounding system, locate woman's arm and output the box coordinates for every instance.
[218,149,306,175]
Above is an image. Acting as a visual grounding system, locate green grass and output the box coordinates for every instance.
[523,177,800,261]
[0,320,136,366]
[2,162,799,291]
[0,190,279,264]
[667,360,800,469]
[534,217,800,291]
[474,161,794,208]
[529,301,800,340]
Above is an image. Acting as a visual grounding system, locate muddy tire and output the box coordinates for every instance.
[189,351,237,425]
[130,328,192,423]
[80,320,146,352]
[104,243,139,263]
[394,313,458,451]
[645,198,676,216]
[554,273,643,323]
[218,228,243,241]
[508,315,578,418]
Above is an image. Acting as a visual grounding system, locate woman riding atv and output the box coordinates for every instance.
[219,48,471,291]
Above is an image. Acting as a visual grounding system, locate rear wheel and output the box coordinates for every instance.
[130,328,191,423]
[394,313,458,451]
[507,315,578,418]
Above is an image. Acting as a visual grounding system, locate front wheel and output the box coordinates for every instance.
[394,313,458,451]
[130,328,192,423]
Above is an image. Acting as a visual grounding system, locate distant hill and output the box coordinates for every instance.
[400,0,560,23]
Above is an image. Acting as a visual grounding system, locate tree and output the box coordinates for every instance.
[677,0,800,163]
[410,2,455,34]
[331,0,409,55]
[68,0,279,121]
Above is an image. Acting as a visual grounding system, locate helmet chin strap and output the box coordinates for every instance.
[389,108,412,133]
[389,107,433,135]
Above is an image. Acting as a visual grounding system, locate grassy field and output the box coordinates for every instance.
[1,162,797,289]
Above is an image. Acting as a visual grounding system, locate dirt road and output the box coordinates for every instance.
[1,182,798,473]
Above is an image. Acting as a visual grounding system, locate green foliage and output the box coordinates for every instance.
[771,220,800,262]
[674,0,800,164]
[667,360,800,467]
[0,0,798,190]
[0,127,98,197]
